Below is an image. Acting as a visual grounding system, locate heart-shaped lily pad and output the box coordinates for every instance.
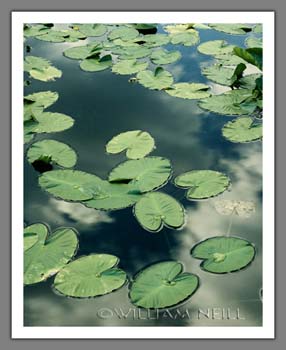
[197,40,235,56]
[129,261,199,308]
[222,117,262,143]
[111,59,148,75]
[202,63,246,87]
[208,23,253,35]
[80,54,112,72]
[139,33,169,48]
[106,130,155,159]
[24,56,62,82]
[137,67,174,90]
[72,24,107,37]
[35,29,86,43]
[134,192,184,232]
[108,157,172,193]
[54,254,127,298]
[169,31,200,47]
[191,236,256,273]
[24,224,78,285]
[175,170,230,200]
[150,48,181,65]
[63,43,102,60]
[165,83,210,100]
[25,112,74,134]
[108,26,139,41]
[24,91,59,122]
[24,24,52,38]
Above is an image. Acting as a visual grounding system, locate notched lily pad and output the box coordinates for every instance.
[24,56,62,82]
[129,261,199,308]
[197,40,235,56]
[54,254,127,298]
[134,192,185,232]
[63,43,102,60]
[111,59,148,75]
[150,48,181,65]
[165,83,210,100]
[175,170,230,200]
[108,26,139,41]
[191,236,256,273]
[106,130,155,159]
[139,33,169,47]
[80,54,112,72]
[208,23,253,35]
[222,117,262,143]
[136,67,174,90]
[72,24,107,37]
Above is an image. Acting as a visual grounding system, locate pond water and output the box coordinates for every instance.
[24,24,262,327]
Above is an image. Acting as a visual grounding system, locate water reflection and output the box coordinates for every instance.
[24,25,262,327]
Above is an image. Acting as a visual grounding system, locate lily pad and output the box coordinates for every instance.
[26,112,74,134]
[139,34,169,47]
[222,117,262,143]
[137,67,174,90]
[245,36,263,48]
[36,29,86,43]
[108,26,139,41]
[112,45,151,59]
[202,63,246,87]
[233,47,262,70]
[191,236,256,273]
[239,74,262,90]
[54,254,127,298]
[108,157,172,192]
[24,231,38,251]
[24,224,78,285]
[253,24,262,34]
[175,170,230,200]
[111,59,148,75]
[106,130,155,159]
[134,192,185,232]
[198,40,235,56]
[150,48,181,65]
[38,169,103,201]
[208,23,253,35]
[24,91,59,121]
[24,56,62,82]
[72,24,107,37]
[199,89,254,115]
[165,83,210,99]
[129,261,199,308]
[24,24,52,37]
[80,54,112,72]
[63,43,102,60]
[214,200,255,218]
[27,140,77,168]
[164,24,197,34]
[170,31,200,47]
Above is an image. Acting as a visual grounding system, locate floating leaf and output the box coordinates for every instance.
[208,23,253,35]
[233,47,262,70]
[139,34,169,47]
[170,31,200,47]
[24,56,62,82]
[202,63,246,87]
[253,24,262,34]
[239,74,262,90]
[137,67,174,90]
[108,26,139,41]
[26,112,74,134]
[35,29,86,43]
[80,54,112,72]
[24,231,38,251]
[222,117,262,143]
[24,224,78,285]
[175,170,230,200]
[54,254,127,298]
[191,236,256,273]
[150,48,181,65]
[73,24,107,37]
[245,36,263,48]
[27,140,77,168]
[214,200,255,218]
[24,24,52,37]
[24,91,59,122]
[134,192,184,232]
[106,130,155,159]
[199,89,254,115]
[165,83,210,100]
[39,169,103,201]
[129,261,199,308]
[111,59,148,75]
[112,45,151,59]
[108,157,172,192]
[198,40,235,56]
[164,24,197,34]
[63,43,102,60]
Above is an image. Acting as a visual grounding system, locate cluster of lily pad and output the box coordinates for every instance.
[23,23,262,308]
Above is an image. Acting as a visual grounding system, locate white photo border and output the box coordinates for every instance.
[12,11,275,339]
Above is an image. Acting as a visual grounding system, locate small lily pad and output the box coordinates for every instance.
[175,170,230,200]
[134,192,185,232]
[80,54,112,72]
[54,254,127,298]
[26,112,74,134]
[35,29,86,43]
[164,24,197,34]
[253,24,262,34]
[129,261,199,308]
[106,130,155,159]
[245,36,263,48]
[24,24,52,37]
[222,117,262,143]
[139,33,169,47]
[208,23,253,35]
[27,140,77,168]
[214,200,255,218]
[165,83,210,100]
[72,24,107,37]
[24,56,62,82]
[191,236,256,273]
[63,43,102,60]
[169,31,200,47]
[137,67,174,90]
[24,91,59,121]
[24,224,78,285]
[111,59,148,75]
[108,157,172,192]
[150,48,181,65]
[108,26,139,41]
[198,40,235,56]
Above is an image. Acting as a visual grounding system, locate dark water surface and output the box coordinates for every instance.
[24,25,262,327]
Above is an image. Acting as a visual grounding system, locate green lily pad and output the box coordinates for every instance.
[26,112,74,134]
[150,48,181,65]
[80,54,112,72]
[208,23,253,35]
[214,200,255,218]
[245,36,263,48]
[35,29,86,43]
[233,47,262,70]
[199,89,254,115]
[222,117,262,143]
[24,224,78,285]
[165,83,210,100]
[24,24,52,37]
[108,157,172,192]
[24,231,38,251]
[170,31,200,47]
[239,74,262,90]
[137,67,174,90]
[24,56,62,82]
[108,26,139,41]
[106,130,155,159]
[175,170,230,200]
[72,24,107,37]
[38,169,103,201]
[253,24,262,34]
[139,34,169,47]
[202,63,246,87]
[198,40,235,56]
[164,24,197,34]
[63,43,102,60]
[24,91,59,122]
[27,140,77,168]
[112,45,151,59]
[129,261,199,308]
[54,254,127,298]
[111,59,148,75]
[191,236,256,273]
[134,192,185,232]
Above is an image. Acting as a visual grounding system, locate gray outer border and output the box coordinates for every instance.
[0,1,283,349]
